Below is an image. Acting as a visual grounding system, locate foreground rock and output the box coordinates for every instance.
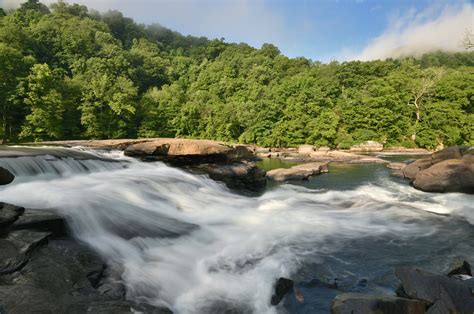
[331,293,425,314]
[402,146,474,193]
[0,205,172,314]
[266,162,328,181]
[395,267,474,313]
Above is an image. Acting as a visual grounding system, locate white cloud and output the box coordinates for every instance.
[353,3,474,61]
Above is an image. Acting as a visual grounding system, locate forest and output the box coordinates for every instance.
[1,0,473,149]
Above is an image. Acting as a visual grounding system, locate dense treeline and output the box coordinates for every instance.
[1,0,473,148]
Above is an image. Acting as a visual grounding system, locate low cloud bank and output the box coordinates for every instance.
[354,3,473,61]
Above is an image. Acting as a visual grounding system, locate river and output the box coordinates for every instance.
[0,147,472,313]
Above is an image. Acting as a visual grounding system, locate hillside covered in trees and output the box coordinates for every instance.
[1,0,473,149]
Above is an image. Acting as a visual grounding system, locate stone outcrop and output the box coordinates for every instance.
[266,162,328,181]
[401,147,474,193]
[124,138,239,163]
[0,205,172,314]
[331,293,425,314]
[349,141,384,152]
[395,267,474,313]
[191,161,266,193]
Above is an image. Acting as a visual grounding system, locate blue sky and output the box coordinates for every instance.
[3,0,473,61]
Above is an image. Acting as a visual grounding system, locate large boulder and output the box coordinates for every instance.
[349,141,384,152]
[0,166,14,185]
[266,162,328,181]
[331,293,425,314]
[413,159,474,193]
[395,267,474,313]
[124,138,247,164]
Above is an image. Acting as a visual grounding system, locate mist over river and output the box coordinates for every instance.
[0,148,473,313]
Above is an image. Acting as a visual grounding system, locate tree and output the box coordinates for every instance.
[19,63,64,141]
[0,44,34,142]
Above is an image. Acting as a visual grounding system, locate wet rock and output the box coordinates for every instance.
[0,229,51,274]
[11,209,66,235]
[266,162,328,181]
[395,267,474,312]
[349,141,384,152]
[412,159,474,193]
[192,161,266,193]
[271,277,294,306]
[0,166,14,185]
[447,260,472,277]
[331,293,425,314]
[0,202,24,228]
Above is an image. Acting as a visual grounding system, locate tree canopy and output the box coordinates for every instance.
[1,0,473,148]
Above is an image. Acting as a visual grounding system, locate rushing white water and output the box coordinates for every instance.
[0,147,473,313]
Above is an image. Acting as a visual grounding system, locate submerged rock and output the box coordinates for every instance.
[266,162,328,181]
[447,260,472,277]
[331,293,425,314]
[0,166,14,185]
[271,277,294,306]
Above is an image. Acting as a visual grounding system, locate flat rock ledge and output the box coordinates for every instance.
[266,162,329,181]
[257,146,388,165]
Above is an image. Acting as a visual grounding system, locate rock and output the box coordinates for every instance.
[349,141,384,152]
[331,293,425,314]
[192,161,266,193]
[266,162,328,181]
[271,277,294,306]
[0,229,51,274]
[0,166,14,185]
[255,147,270,154]
[124,138,239,164]
[298,145,315,154]
[387,162,406,170]
[412,159,474,193]
[447,260,472,277]
[395,267,474,312]
[402,159,434,180]
[317,146,331,151]
[0,202,24,228]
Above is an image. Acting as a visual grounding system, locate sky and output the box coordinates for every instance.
[2,0,473,62]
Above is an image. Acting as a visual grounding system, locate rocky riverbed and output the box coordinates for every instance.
[1,139,472,313]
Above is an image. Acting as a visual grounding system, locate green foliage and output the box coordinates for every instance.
[0,0,472,148]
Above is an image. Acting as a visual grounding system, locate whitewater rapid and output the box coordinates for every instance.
[0,148,473,313]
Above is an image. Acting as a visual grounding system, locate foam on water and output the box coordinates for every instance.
[0,148,472,313]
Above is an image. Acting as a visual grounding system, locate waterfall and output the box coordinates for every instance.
[0,146,472,313]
